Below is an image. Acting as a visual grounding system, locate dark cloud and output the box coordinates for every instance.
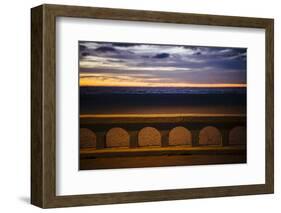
[95,46,117,52]
[107,59,125,63]
[184,46,197,50]
[233,48,247,54]
[153,53,170,59]
[112,43,139,47]
[81,52,90,57]
[79,45,87,51]
[211,58,246,70]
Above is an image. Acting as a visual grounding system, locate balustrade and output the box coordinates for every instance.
[80,115,246,149]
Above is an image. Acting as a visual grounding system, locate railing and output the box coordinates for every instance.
[80,114,246,149]
[79,114,246,169]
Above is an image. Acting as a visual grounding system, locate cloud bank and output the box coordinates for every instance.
[79,41,246,87]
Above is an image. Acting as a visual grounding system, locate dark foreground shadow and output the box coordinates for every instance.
[18,196,30,204]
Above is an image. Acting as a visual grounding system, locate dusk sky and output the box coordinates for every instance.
[79,41,246,87]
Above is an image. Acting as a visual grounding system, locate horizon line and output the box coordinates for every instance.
[80,113,246,118]
[80,84,247,88]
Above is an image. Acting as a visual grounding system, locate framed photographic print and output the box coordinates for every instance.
[31,4,274,208]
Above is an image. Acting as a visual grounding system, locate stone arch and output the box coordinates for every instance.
[199,126,221,145]
[80,128,96,148]
[138,127,161,147]
[229,126,246,145]
[106,127,129,148]
[169,126,191,146]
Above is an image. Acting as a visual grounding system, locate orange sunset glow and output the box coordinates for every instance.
[80,77,246,88]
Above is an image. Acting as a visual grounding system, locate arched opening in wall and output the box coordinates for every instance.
[106,127,129,148]
[80,128,96,148]
[199,126,221,145]
[138,127,161,147]
[169,126,191,146]
[229,126,246,145]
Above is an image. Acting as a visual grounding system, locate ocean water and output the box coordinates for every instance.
[80,86,246,95]
[79,86,246,115]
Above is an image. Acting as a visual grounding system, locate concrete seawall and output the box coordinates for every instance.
[79,114,246,169]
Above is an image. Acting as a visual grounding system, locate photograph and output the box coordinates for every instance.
[78,41,247,170]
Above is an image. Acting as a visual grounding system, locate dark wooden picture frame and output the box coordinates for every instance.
[31,4,274,208]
